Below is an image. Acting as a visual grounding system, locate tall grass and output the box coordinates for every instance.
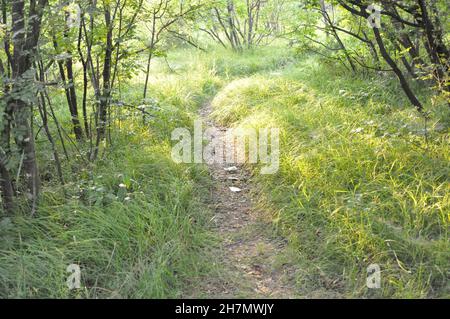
[209,49,449,298]
[0,52,219,298]
[1,45,448,298]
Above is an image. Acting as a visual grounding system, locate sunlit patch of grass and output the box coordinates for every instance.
[209,49,449,298]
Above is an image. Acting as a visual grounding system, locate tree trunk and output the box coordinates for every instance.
[9,0,47,213]
[91,5,113,161]
[417,0,449,95]
[372,27,423,112]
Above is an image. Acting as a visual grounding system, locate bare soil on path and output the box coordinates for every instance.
[191,102,298,298]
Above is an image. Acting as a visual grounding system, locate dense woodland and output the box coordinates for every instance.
[0,0,448,298]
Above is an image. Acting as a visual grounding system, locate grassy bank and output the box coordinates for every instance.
[208,48,449,298]
[0,53,219,298]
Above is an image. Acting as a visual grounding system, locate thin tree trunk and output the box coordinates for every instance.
[91,5,113,161]
[319,0,356,72]
[417,0,449,95]
[0,1,14,212]
[53,26,83,140]
[78,14,90,137]
[372,27,423,112]
[143,10,157,100]
[36,61,64,185]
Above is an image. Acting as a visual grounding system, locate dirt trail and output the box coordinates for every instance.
[194,102,297,298]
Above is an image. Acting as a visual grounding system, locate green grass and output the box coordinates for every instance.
[0,53,219,298]
[1,45,448,298]
[208,49,449,298]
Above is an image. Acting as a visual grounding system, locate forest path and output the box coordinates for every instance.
[191,102,298,298]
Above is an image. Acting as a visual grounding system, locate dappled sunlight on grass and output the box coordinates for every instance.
[1,44,447,299]
[208,48,449,298]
